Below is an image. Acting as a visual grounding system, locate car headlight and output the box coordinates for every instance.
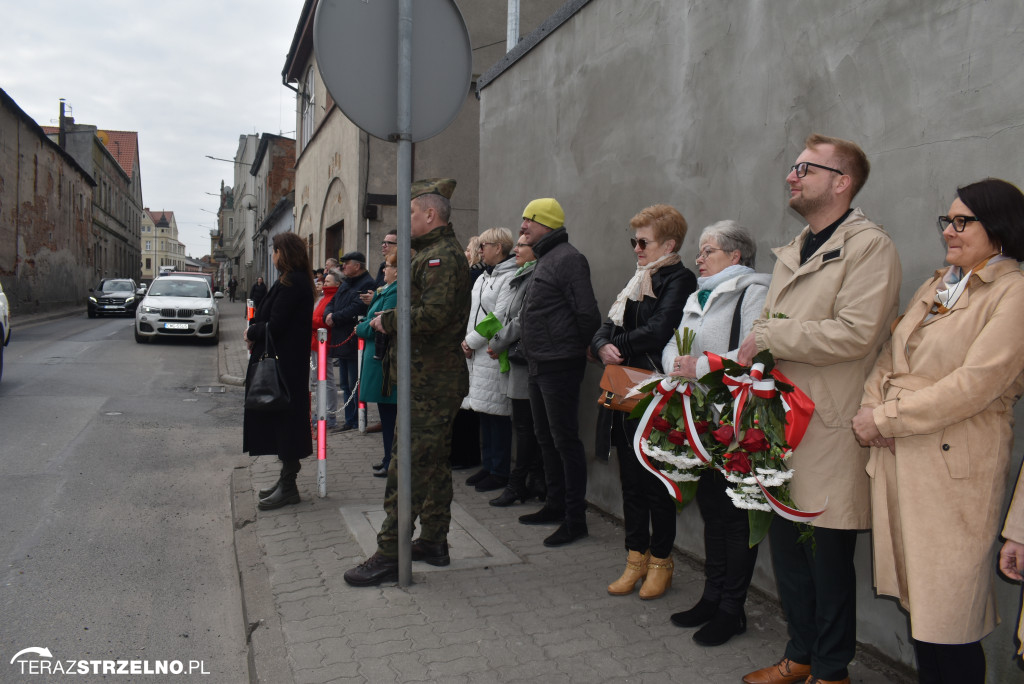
[88,296,97,303]
[196,307,213,315]
[125,296,135,303]
[141,305,160,314]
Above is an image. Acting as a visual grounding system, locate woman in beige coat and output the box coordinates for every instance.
[853,178,1024,684]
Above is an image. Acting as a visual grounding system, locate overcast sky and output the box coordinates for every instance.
[1,0,306,259]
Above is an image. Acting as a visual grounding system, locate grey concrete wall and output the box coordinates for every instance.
[478,0,1024,679]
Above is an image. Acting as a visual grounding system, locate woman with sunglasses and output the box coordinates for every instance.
[591,204,695,601]
[661,221,770,646]
[853,178,1024,684]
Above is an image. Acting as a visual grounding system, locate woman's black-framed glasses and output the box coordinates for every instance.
[790,161,844,178]
[936,215,979,233]
[630,237,657,250]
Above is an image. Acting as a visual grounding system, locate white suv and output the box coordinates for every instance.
[0,279,10,382]
[134,275,222,344]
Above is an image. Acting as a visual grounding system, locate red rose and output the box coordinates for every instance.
[738,428,770,453]
[711,424,735,445]
[723,451,752,474]
[666,430,687,446]
[694,420,710,435]
[651,417,672,433]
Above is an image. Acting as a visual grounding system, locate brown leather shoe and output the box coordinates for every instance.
[366,422,383,433]
[742,658,811,684]
[805,678,850,684]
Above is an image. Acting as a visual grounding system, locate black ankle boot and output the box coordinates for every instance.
[670,597,718,628]
[490,486,528,507]
[258,479,280,499]
[258,481,300,510]
[691,609,746,646]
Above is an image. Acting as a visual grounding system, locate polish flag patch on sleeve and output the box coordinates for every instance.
[428,258,442,267]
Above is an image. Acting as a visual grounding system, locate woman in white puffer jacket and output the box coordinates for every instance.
[460,227,518,493]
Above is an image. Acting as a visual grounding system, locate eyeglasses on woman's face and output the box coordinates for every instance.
[630,237,658,250]
[695,246,726,263]
[936,215,979,233]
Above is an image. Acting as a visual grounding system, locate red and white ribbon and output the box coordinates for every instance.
[633,378,684,500]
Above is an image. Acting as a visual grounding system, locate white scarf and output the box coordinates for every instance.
[608,253,681,326]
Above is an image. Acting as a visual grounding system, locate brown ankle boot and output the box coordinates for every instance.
[638,554,673,599]
[607,550,649,595]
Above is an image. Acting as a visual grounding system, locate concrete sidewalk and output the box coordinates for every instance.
[218,300,910,684]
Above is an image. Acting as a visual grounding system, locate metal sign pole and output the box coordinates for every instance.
[395,0,413,588]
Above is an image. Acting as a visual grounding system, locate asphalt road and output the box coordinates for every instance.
[0,313,249,683]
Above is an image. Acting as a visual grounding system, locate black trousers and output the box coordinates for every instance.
[529,360,587,522]
[508,398,543,493]
[612,412,677,558]
[695,469,758,615]
[912,639,985,684]
[771,517,858,681]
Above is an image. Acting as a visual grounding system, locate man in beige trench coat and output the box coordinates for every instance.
[737,134,902,684]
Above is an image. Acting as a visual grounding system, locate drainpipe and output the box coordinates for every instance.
[507,0,520,52]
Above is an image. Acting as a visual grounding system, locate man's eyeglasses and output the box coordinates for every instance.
[630,237,658,250]
[382,240,397,246]
[695,246,726,262]
[514,243,529,249]
[790,161,844,178]
[937,215,979,233]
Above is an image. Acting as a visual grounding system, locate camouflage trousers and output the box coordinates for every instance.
[376,390,462,557]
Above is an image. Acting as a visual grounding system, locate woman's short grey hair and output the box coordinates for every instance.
[700,220,757,267]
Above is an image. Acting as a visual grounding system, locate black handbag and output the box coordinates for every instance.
[245,324,291,412]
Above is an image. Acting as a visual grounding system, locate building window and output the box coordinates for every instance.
[301,66,315,149]
[145,240,151,251]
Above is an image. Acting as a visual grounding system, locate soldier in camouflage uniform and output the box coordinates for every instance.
[344,178,471,586]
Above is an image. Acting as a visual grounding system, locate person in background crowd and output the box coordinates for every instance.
[250,276,268,311]
[324,251,375,432]
[854,178,1024,684]
[591,204,694,602]
[517,197,601,547]
[465,235,487,285]
[228,275,238,302]
[462,227,518,493]
[243,232,315,511]
[662,221,768,645]
[344,178,471,586]
[487,238,545,507]
[738,134,901,684]
[368,229,399,294]
[356,252,399,478]
[310,271,340,430]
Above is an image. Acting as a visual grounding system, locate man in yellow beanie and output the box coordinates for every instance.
[517,197,601,546]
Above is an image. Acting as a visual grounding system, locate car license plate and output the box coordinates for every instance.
[164,322,189,330]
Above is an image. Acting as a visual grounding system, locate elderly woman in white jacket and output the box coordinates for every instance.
[461,227,518,493]
[660,220,770,647]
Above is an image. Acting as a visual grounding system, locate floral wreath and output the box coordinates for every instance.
[629,334,822,545]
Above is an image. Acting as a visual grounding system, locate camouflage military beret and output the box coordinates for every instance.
[411,178,457,200]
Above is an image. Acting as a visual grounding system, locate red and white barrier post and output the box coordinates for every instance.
[357,337,366,432]
[315,327,328,498]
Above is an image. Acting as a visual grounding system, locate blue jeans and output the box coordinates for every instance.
[528,359,587,522]
[336,357,359,428]
[478,413,512,478]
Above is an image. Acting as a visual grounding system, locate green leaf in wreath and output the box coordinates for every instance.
[748,510,773,548]
[628,394,655,419]
[678,479,699,507]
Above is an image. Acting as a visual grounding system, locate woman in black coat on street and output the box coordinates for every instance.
[244,232,315,510]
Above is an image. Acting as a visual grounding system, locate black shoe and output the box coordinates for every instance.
[257,483,300,510]
[519,506,565,525]
[490,486,529,507]
[372,460,386,472]
[257,479,280,499]
[410,538,450,566]
[332,423,356,433]
[543,520,589,547]
[343,552,399,586]
[692,609,746,646]
[465,468,489,486]
[372,469,387,478]
[670,597,719,628]
[474,474,508,492]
